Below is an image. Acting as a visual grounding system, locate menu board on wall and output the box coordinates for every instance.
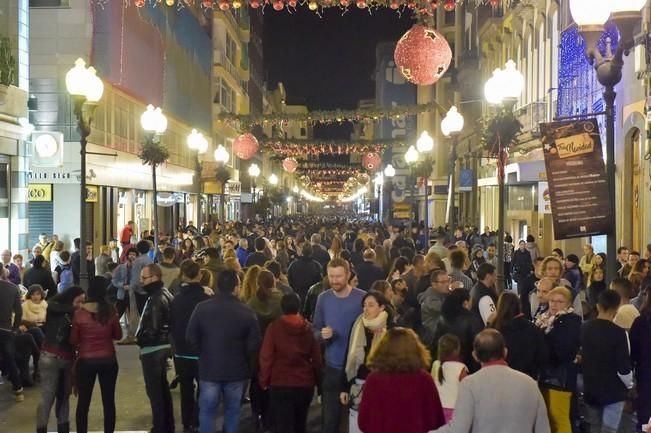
[540,118,613,240]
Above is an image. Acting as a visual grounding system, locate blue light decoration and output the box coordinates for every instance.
[557,24,619,147]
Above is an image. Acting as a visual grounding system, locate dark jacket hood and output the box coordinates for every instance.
[180,282,205,294]
[143,280,165,294]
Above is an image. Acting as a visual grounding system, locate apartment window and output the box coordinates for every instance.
[225,33,237,65]
[216,78,234,112]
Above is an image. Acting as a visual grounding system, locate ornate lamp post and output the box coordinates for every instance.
[416,131,434,231]
[65,58,104,290]
[140,104,168,252]
[213,144,230,221]
[569,0,646,281]
[248,163,261,217]
[404,144,420,225]
[484,60,524,292]
[186,129,207,226]
[441,106,465,236]
[383,164,396,223]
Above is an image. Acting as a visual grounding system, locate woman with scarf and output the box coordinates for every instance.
[535,286,581,433]
[341,291,391,433]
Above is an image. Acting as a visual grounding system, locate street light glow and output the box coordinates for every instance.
[569,0,612,28]
[441,106,464,137]
[187,129,208,154]
[484,61,524,105]
[248,163,261,178]
[65,58,104,102]
[405,145,419,164]
[141,105,167,135]
[214,144,230,163]
[269,173,279,185]
[416,131,434,153]
[384,164,396,177]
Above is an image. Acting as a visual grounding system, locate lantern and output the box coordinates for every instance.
[232,0,242,7]
[233,133,259,160]
[273,0,284,10]
[340,0,349,6]
[218,0,230,9]
[443,0,455,11]
[394,25,452,86]
[362,153,382,172]
[282,157,299,174]
[389,0,399,9]
[356,0,367,7]
[288,0,297,6]
[250,0,261,7]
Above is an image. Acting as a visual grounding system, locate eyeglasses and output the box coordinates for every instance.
[141,274,155,281]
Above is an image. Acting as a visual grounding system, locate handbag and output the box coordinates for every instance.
[349,380,365,411]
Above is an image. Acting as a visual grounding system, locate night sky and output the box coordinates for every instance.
[263,6,414,139]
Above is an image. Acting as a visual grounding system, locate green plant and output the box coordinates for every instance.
[0,37,16,87]
[480,110,523,156]
[139,139,170,166]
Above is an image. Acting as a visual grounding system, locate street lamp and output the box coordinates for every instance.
[570,0,645,282]
[187,129,208,154]
[269,173,279,186]
[141,104,168,252]
[405,145,419,164]
[404,145,420,224]
[416,131,434,153]
[383,164,396,223]
[248,163,261,217]
[65,58,104,290]
[484,60,524,292]
[212,144,230,221]
[442,106,465,237]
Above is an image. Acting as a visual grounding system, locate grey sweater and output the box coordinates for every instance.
[433,364,550,433]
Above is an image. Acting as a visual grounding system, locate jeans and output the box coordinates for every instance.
[36,351,72,429]
[198,379,246,433]
[75,357,118,433]
[585,401,625,433]
[141,348,175,433]
[174,356,199,430]
[0,329,22,390]
[269,386,314,433]
[321,366,345,433]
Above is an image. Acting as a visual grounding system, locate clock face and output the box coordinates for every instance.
[34,134,59,158]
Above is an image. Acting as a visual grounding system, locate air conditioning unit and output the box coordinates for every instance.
[31,131,64,167]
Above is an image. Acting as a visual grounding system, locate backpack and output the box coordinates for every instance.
[58,265,74,293]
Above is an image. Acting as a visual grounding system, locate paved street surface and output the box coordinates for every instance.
[0,345,322,433]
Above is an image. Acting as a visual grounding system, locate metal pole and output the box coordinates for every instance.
[604,86,617,282]
[448,137,458,237]
[79,134,88,290]
[496,174,506,293]
[252,178,256,219]
[151,151,159,253]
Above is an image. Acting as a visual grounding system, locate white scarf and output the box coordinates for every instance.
[345,311,388,382]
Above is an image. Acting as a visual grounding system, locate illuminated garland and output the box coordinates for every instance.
[298,168,362,178]
[265,140,389,156]
[217,101,442,128]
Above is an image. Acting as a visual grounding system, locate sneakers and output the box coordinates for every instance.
[13,387,24,402]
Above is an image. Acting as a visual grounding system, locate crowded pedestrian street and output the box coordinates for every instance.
[3,1,651,433]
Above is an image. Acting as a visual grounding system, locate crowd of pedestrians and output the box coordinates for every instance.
[1,219,651,433]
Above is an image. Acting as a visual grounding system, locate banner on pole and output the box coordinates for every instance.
[540,118,613,240]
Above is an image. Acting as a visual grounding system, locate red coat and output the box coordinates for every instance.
[358,370,446,433]
[259,314,322,389]
[70,304,122,359]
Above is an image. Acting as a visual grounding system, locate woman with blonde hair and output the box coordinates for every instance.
[358,327,445,433]
[329,236,344,260]
[579,244,596,284]
[535,286,581,433]
[241,265,263,303]
[95,245,113,277]
[224,256,241,273]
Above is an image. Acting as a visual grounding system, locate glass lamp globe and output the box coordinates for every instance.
[66,58,88,97]
[85,67,104,103]
[384,164,396,177]
[569,0,612,28]
[187,129,200,150]
[416,131,434,153]
[484,69,504,105]
[611,0,646,14]
[405,145,419,164]
[499,60,524,100]
[248,163,261,178]
[141,105,158,132]
[214,144,230,163]
[153,108,168,134]
[269,173,279,185]
[441,106,464,137]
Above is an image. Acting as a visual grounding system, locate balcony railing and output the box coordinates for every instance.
[514,100,547,134]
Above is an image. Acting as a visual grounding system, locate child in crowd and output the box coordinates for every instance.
[431,333,468,423]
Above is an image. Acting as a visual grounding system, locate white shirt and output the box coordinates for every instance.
[478,295,496,326]
[432,360,467,409]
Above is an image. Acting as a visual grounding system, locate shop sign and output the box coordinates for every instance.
[540,119,613,239]
[538,181,552,215]
[459,169,473,192]
[86,185,98,203]
[28,169,77,183]
[226,180,241,196]
[28,184,52,202]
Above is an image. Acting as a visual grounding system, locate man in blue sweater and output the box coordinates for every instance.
[313,258,365,433]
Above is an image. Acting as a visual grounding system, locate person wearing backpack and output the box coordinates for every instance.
[53,251,74,294]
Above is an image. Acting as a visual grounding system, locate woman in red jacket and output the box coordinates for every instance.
[70,277,122,433]
[358,327,445,433]
[259,293,322,433]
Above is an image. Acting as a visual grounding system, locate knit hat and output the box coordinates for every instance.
[566,254,580,265]
[87,276,109,302]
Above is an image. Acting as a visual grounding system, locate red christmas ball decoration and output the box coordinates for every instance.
[356,0,367,8]
[394,25,452,86]
[218,0,230,9]
[282,157,299,174]
[362,153,382,172]
[134,0,145,6]
[340,0,349,6]
[443,0,455,11]
[233,133,259,160]
[490,0,499,6]
[288,0,297,6]
[202,0,213,7]
[389,0,399,9]
[272,0,284,10]
[249,0,261,7]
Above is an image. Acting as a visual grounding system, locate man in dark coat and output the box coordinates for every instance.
[354,249,385,292]
[287,243,322,303]
[310,233,330,270]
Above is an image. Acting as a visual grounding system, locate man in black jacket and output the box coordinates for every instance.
[287,243,323,303]
[310,233,330,270]
[136,264,175,433]
[470,263,498,326]
[354,249,386,292]
[186,270,261,433]
[170,260,210,433]
[245,237,268,268]
[0,273,24,401]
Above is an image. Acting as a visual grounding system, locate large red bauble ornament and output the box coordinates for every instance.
[288,0,297,6]
[389,0,399,9]
[362,153,382,172]
[249,0,261,7]
[233,134,259,160]
[443,0,455,11]
[356,0,367,8]
[273,0,284,10]
[202,0,213,7]
[282,157,299,174]
[340,0,349,6]
[218,0,230,9]
[394,25,452,86]
[134,0,145,6]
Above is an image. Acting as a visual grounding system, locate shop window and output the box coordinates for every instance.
[30,0,69,6]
